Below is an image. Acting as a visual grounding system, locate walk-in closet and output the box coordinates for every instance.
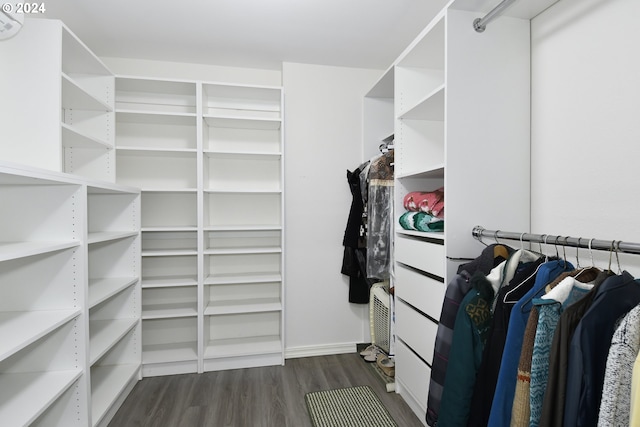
[1,0,638,425]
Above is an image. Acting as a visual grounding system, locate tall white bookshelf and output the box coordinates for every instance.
[201,82,284,372]
[115,77,285,376]
[0,161,141,427]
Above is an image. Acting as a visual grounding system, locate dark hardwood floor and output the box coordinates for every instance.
[108,353,425,427]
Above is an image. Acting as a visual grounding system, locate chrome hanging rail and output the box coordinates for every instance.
[473,0,518,32]
[472,226,640,255]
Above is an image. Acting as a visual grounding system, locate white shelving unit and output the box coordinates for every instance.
[201,82,284,372]
[0,162,141,427]
[361,0,558,422]
[0,19,115,182]
[114,77,200,377]
[86,183,141,427]
[115,77,284,376]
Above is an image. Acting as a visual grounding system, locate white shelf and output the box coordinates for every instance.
[62,73,113,112]
[204,247,282,255]
[89,277,138,308]
[61,24,111,76]
[142,226,198,232]
[0,241,80,262]
[0,370,82,427]
[117,146,197,154]
[0,310,81,362]
[62,123,113,150]
[115,77,197,116]
[87,231,138,245]
[398,84,445,120]
[204,297,282,315]
[141,276,198,289]
[141,188,198,193]
[396,229,445,240]
[142,303,198,319]
[397,163,445,179]
[204,273,282,285]
[89,319,138,365]
[204,335,282,359]
[366,66,395,98]
[116,109,196,120]
[91,364,139,427]
[204,189,282,194]
[204,225,283,232]
[204,115,281,130]
[142,249,198,257]
[142,342,198,365]
[204,149,281,157]
[87,183,140,195]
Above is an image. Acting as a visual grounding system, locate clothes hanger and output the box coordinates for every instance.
[502,232,546,304]
[607,241,614,273]
[573,238,601,281]
[615,240,623,274]
[539,234,547,260]
[503,259,545,304]
[561,236,569,268]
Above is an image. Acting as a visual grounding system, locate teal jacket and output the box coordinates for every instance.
[437,272,495,427]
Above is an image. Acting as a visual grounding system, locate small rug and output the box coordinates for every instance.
[305,385,398,427]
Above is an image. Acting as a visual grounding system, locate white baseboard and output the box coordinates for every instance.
[285,342,357,359]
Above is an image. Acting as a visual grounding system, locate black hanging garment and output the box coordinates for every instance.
[341,166,371,303]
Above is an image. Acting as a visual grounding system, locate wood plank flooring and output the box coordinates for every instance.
[108,353,426,427]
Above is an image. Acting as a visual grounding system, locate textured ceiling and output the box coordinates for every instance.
[36,0,449,70]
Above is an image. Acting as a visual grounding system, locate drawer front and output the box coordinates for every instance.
[395,263,445,320]
[395,234,444,277]
[396,339,431,411]
[396,298,438,364]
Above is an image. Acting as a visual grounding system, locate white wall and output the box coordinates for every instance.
[102,57,281,86]
[282,62,382,357]
[530,0,640,274]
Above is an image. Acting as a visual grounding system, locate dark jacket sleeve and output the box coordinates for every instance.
[438,290,486,427]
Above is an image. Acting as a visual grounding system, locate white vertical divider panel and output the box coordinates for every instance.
[279,87,286,362]
[196,82,205,374]
[444,8,531,263]
[0,19,62,172]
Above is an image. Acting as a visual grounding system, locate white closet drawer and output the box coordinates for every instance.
[395,263,445,320]
[396,339,430,412]
[395,235,444,278]
[396,298,438,363]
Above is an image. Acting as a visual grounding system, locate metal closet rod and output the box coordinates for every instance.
[472,226,640,255]
[473,0,517,32]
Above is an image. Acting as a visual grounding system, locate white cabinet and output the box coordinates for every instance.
[115,77,284,376]
[0,162,141,427]
[0,19,115,182]
[362,1,556,421]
